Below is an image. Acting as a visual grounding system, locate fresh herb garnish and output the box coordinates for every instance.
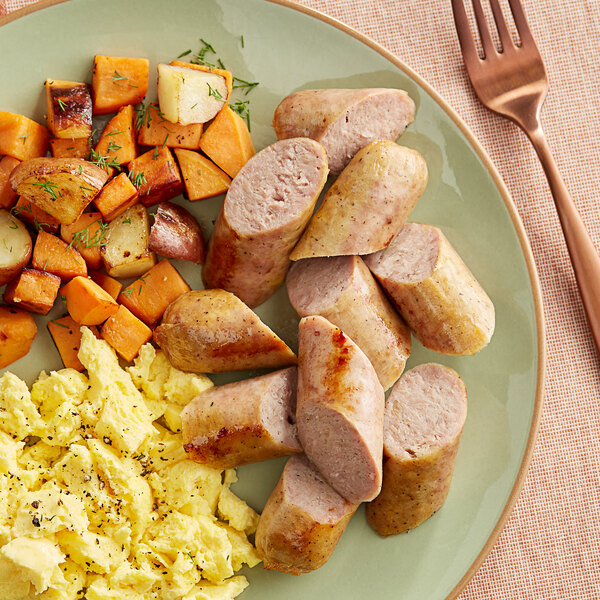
[51,320,70,329]
[232,76,259,95]
[104,129,124,137]
[88,149,121,173]
[241,35,245,48]
[178,49,192,58]
[68,220,108,250]
[112,70,128,86]
[57,98,68,112]
[230,99,251,131]
[135,102,151,130]
[206,83,224,101]
[128,169,147,190]
[107,141,122,153]
[24,181,61,200]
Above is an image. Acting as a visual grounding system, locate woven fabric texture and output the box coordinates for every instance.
[3,0,600,597]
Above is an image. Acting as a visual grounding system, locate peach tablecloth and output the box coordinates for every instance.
[2,0,600,597]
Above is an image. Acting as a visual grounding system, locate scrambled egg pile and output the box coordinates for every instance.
[0,328,261,600]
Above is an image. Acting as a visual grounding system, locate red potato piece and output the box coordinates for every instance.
[255,454,359,575]
[182,367,301,469]
[154,289,297,373]
[0,209,32,286]
[290,141,427,260]
[287,256,411,390]
[149,201,205,264]
[366,363,467,536]
[296,315,385,504]
[202,138,328,308]
[363,222,495,355]
[273,88,415,173]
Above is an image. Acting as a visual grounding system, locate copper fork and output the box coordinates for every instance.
[451,0,600,356]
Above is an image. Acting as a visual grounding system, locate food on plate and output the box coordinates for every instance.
[273,88,415,173]
[182,367,301,469]
[61,275,119,325]
[89,269,122,299]
[11,197,61,233]
[175,147,231,201]
[118,258,190,327]
[137,103,204,148]
[287,255,411,390]
[101,204,157,278]
[47,315,97,371]
[100,304,153,362]
[364,222,495,355]
[158,61,231,125]
[0,330,260,599]
[0,306,36,368]
[128,145,184,207]
[93,172,139,222]
[149,200,205,264]
[60,211,105,270]
[9,157,109,224]
[366,363,467,536]
[290,141,427,260]
[0,111,49,161]
[296,315,384,503]
[45,79,92,139]
[203,138,328,307]
[0,209,31,285]
[255,454,358,575]
[3,268,61,314]
[0,155,20,209]
[92,55,149,114]
[199,105,255,178]
[154,289,297,372]
[31,230,87,280]
[94,104,137,167]
[49,136,90,159]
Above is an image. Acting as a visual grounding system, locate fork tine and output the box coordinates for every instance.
[488,0,514,50]
[506,0,534,44]
[470,0,497,58]
[450,0,481,69]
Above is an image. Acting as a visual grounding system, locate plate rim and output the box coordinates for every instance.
[0,1,547,598]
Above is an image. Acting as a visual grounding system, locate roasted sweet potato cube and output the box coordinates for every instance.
[45,80,92,139]
[61,275,119,325]
[93,172,138,222]
[118,259,190,326]
[89,270,122,299]
[174,148,230,201]
[92,55,149,115]
[49,138,90,159]
[0,306,37,369]
[3,268,61,314]
[0,112,49,161]
[32,230,87,280]
[100,305,152,362]
[48,315,98,371]
[94,105,137,167]
[128,146,183,207]
[0,156,20,209]
[199,105,254,178]
[60,211,106,270]
[11,197,60,234]
[137,104,203,149]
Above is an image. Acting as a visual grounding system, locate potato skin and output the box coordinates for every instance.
[0,210,31,286]
[149,201,205,264]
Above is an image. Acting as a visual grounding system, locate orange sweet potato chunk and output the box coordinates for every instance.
[137,104,203,149]
[0,112,49,161]
[61,275,119,325]
[89,270,122,299]
[32,231,87,280]
[93,172,138,222]
[0,156,20,209]
[47,315,98,371]
[11,197,61,234]
[92,55,149,115]
[0,306,37,369]
[60,211,106,270]
[94,105,137,166]
[100,305,152,362]
[3,268,61,315]
[174,148,230,201]
[118,259,190,326]
[45,80,93,139]
[49,137,90,159]
[199,106,254,178]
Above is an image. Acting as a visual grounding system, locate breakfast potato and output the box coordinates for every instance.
[101,204,156,278]
[45,79,93,139]
[175,148,230,201]
[11,197,61,233]
[61,275,119,325]
[0,209,32,286]
[149,201,205,264]
[0,111,49,161]
[49,137,90,159]
[60,211,106,271]
[137,103,204,149]
[10,158,109,225]
[47,315,98,371]
[94,105,137,167]
[0,306,37,368]
[32,230,87,280]
[93,172,139,222]
[3,268,61,314]
[89,270,122,299]
[0,156,20,209]
[100,305,152,362]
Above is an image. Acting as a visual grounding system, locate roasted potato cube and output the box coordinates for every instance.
[128,146,183,207]
[137,103,203,149]
[32,230,87,280]
[0,112,49,161]
[94,105,137,167]
[61,275,119,325]
[45,80,92,139]
[100,305,152,362]
[101,203,156,278]
[0,156,20,209]
[93,172,138,222]
[89,269,122,299]
[175,148,230,201]
[92,55,149,115]
[0,306,37,369]
[60,211,106,271]
[9,157,109,225]
[0,209,32,286]
[48,315,98,371]
[4,268,61,314]
[49,137,90,159]
[11,197,60,234]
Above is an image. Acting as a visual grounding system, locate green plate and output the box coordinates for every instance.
[0,1,545,598]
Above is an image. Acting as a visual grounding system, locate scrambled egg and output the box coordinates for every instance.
[0,328,261,600]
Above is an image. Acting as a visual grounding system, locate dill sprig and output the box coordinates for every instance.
[230,99,251,131]
[88,149,121,173]
[232,76,259,95]
[206,83,224,101]
[68,219,109,250]
[57,98,68,112]
[24,181,62,200]
[135,102,152,130]
[128,169,147,190]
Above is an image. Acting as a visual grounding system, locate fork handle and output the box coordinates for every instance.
[527,125,600,355]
